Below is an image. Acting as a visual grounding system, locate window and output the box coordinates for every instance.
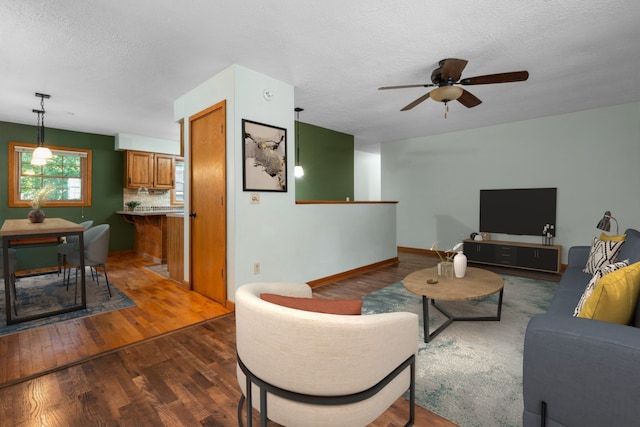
[9,142,92,207]
[171,157,184,205]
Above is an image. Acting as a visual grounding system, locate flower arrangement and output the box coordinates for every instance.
[430,241,463,263]
[30,186,54,211]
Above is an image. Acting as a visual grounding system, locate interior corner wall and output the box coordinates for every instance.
[295,122,354,201]
[175,65,398,302]
[354,150,381,201]
[173,64,236,290]
[381,102,640,263]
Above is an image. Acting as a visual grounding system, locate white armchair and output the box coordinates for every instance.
[235,282,419,427]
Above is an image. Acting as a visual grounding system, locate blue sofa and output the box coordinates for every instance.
[522,228,640,427]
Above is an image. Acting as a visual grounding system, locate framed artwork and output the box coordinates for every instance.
[242,119,287,192]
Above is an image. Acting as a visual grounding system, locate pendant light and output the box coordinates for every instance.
[31,92,53,165]
[294,107,304,178]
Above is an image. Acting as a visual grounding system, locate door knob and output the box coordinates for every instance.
[189,212,197,218]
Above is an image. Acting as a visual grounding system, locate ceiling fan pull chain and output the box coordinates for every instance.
[444,102,449,119]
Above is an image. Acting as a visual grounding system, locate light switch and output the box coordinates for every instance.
[250,193,260,204]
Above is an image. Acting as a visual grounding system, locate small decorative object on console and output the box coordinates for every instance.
[542,223,555,245]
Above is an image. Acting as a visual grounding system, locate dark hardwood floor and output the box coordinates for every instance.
[0,250,560,426]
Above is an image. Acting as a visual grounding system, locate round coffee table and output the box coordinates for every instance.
[403,266,504,343]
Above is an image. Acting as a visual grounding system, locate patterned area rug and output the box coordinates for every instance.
[362,275,556,427]
[0,272,136,337]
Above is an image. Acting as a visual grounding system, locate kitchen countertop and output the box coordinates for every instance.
[116,209,184,216]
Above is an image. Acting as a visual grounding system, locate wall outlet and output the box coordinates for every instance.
[253,262,260,275]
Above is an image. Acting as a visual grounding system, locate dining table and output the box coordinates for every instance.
[1,218,86,325]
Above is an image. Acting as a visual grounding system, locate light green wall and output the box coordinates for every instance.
[174,65,397,298]
[0,121,133,269]
[381,102,640,262]
[295,121,354,201]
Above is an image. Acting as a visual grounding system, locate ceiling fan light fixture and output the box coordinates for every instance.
[429,86,463,102]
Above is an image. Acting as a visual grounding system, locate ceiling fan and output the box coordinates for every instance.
[379,58,529,115]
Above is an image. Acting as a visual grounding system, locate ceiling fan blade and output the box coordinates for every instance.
[401,93,431,111]
[378,83,435,90]
[460,71,529,85]
[440,58,468,82]
[457,89,482,108]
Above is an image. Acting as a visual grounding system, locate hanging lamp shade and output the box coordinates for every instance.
[30,93,52,165]
[294,107,304,178]
[33,146,53,160]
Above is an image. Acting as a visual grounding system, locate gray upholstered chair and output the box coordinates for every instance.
[235,282,418,427]
[57,219,93,278]
[66,224,111,302]
[0,238,18,315]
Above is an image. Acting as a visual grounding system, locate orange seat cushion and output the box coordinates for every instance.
[261,293,363,315]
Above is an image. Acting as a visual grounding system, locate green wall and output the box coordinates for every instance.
[295,121,354,201]
[0,121,133,269]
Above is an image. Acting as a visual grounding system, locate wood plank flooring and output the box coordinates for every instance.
[0,251,232,387]
[0,250,559,426]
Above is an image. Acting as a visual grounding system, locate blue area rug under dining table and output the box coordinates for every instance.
[0,271,135,336]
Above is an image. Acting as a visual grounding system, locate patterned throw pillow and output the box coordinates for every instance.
[574,260,629,316]
[583,237,626,274]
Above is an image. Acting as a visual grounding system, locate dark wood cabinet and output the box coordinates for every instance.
[463,239,561,273]
[464,241,496,263]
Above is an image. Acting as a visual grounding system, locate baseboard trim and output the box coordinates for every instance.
[307,257,400,288]
[398,246,442,258]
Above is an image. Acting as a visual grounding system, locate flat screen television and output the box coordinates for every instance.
[479,187,557,236]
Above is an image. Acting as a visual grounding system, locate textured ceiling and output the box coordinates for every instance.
[1,0,639,152]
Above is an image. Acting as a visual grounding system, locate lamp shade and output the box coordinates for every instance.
[33,146,53,159]
[429,86,463,102]
[596,210,619,235]
[30,155,47,166]
[294,165,304,178]
[596,212,611,232]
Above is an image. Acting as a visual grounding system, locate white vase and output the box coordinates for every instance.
[454,251,467,278]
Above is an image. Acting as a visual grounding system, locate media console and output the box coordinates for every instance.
[463,239,562,274]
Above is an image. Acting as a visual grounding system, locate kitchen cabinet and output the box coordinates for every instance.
[166,213,186,287]
[463,239,561,273]
[125,150,175,189]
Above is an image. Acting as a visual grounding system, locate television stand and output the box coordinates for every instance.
[463,239,562,274]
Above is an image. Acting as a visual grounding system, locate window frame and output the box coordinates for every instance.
[170,156,184,206]
[8,141,92,208]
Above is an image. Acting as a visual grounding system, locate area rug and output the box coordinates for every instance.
[0,272,136,337]
[361,275,556,427]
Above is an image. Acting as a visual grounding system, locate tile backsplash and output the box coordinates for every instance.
[123,188,177,209]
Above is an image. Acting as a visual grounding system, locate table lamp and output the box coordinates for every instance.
[596,210,619,235]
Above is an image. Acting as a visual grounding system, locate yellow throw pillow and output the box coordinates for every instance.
[600,232,627,242]
[578,262,640,324]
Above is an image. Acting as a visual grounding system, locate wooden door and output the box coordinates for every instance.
[189,101,226,304]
